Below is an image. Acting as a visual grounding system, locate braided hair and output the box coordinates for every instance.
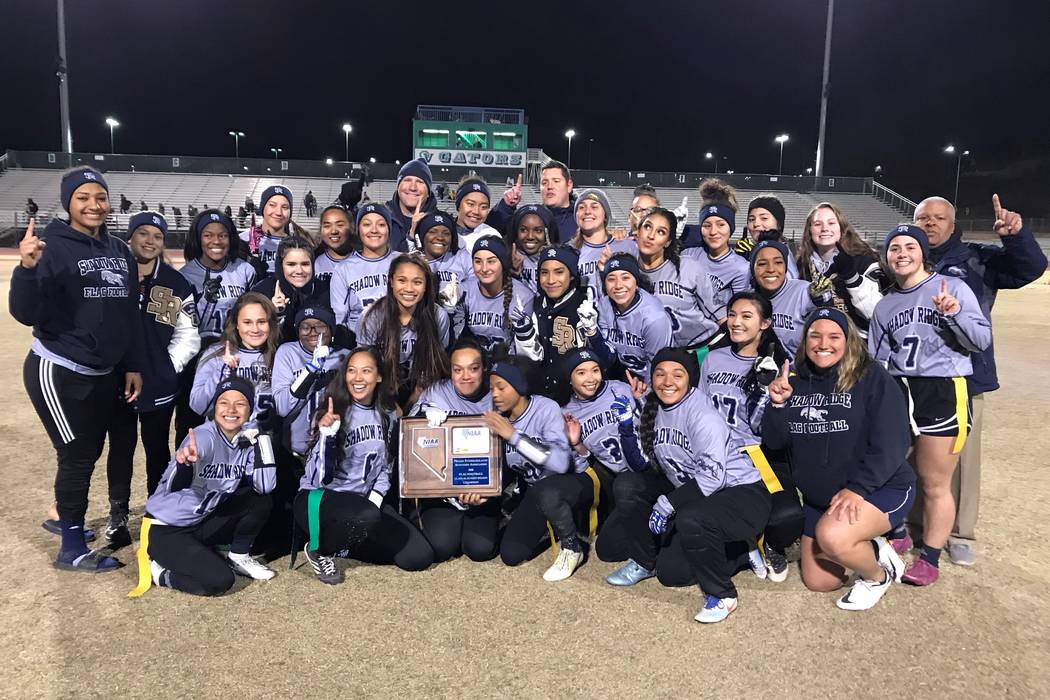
[638,393,661,465]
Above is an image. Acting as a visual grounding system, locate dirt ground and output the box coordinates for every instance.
[2,257,1048,699]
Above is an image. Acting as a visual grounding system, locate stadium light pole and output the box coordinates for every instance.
[105,117,119,154]
[814,0,835,177]
[56,0,73,155]
[775,134,790,175]
[705,151,719,174]
[270,147,282,160]
[342,123,353,161]
[229,131,244,160]
[944,145,970,205]
[565,129,576,168]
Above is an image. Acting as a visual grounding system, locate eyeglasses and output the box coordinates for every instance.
[629,207,653,215]
[299,323,328,336]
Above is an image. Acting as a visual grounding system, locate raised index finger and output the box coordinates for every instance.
[26,218,35,238]
[941,279,948,295]
[992,193,1003,219]
[327,397,334,414]
[515,174,522,189]
[781,359,791,378]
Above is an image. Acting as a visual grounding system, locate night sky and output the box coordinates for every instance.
[5,0,1050,213]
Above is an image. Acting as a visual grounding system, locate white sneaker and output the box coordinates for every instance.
[874,536,905,583]
[836,571,891,611]
[747,548,767,579]
[695,595,738,623]
[227,552,276,581]
[150,559,166,587]
[543,547,584,582]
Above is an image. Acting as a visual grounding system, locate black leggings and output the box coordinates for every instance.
[106,397,176,501]
[23,353,117,525]
[147,489,272,596]
[595,468,673,569]
[174,351,206,448]
[418,498,501,563]
[763,452,804,552]
[500,472,595,566]
[292,490,435,571]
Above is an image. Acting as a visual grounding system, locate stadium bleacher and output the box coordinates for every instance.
[0,168,909,243]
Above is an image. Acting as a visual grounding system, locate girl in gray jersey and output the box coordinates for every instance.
[295,348,435,584]
[682,180,751,319]
[616,349,770,624]
[358,255,451,409]
[484,356,592,582]
[411,339,501,563]
[330,203,395,327]
[586,253,673,384]
[239,185,294,275]
[458,235,533,355]
[869,225,991,586]
[508,204,561,293]
[141,377,278,596]
[750,240,821,359]
[570,188,639,299]
[312,206,354,284]
[700,292,801,583]
[636,207,721,348]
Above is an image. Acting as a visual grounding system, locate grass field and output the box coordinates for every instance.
[2,258,1048,698]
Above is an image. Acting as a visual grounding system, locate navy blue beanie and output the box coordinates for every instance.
[61,167,109,212]
[294,305,337,333]
[472,234,510,272]
[491,361,529,397]
[455,178,491,210]
[212,375,256,413]
[417,210,458,253]
[750,239,791,274]
[128,211,168,237]
[538,245,580,284]
[804,307,850,337]
[356,202,392,230]
[259,185,293,215]
[398,158,433,189]
[562,347,603,377]
[651,347,700,389]
[747,195,786,233]
[699,203,736,234]
[601,252,642,285]
[883,224,930,263]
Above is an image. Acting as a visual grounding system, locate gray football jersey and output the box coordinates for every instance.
[272,341,350,455]
[764,278,816,359]
[146,421,257,527]
[238,231,285,274]
[427,249,471,287]
[357,304,451,364]
[577,238,639,299]
[645,257,720,346]
[330,251,394,323]
[699,348,767,450]
[596,289,673,383]
[189,347,272,417]
[685,249,752,316]
[313,250,351,284]
[652,387,761,496]
[411,380,493,417]
[460,277,533,354]
[868,272,992,377]
[505,396,575,483]
[302,403,394,496]
[179,258,256,340]
[563,380,638,473]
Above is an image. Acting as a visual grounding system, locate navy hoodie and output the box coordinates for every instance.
[930,225,1047,394]
[386,192,436,253]
[10,220,143,372]
[761,358,915,509]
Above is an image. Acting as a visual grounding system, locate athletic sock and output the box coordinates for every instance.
[920,544,942,567]
[561,536,584,554]
[58,519,89,557]
[888,524,908,540]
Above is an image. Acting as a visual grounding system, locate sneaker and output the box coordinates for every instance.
[901,558,940,586]
[948,542,976,567]
[695,594,737,624]
[764,543,789,583]
[227,552,276,581]
[836,571,892,611]
[875,536,905,583]
[543,547,584,582]
[105,513,132,549]
[889,532,914,556]
[605,559,655,587]
[304,544,343,585]
[150,560,167,587]
[747,548,767,579]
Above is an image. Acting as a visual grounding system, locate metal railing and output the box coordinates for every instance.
[872,181,917,215]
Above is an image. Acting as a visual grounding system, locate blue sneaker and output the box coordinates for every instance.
[694,594,737,623]
[605,559,656,587]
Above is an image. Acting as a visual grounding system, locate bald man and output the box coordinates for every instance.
[909,194,1046,565]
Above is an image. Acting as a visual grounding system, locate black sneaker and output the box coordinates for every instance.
[764,542,789,583]
[105,513,132,549]
[303,544,343,585]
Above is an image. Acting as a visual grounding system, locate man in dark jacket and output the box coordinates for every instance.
[914,194,1047,566]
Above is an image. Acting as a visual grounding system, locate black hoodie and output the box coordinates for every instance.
[761,358,914,509]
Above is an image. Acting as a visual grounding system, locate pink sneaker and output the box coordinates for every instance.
[889,533,914,555]
[902,558,940,586]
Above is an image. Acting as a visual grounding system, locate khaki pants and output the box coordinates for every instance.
[949,392,984,543]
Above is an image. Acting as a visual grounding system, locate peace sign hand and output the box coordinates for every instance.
[19,218,46,269]
[626,370,649,399]
[503,174,523,207]
[931,278,960,315]
[409,197,427,237]
[992,193,1023,236]
[767,360,793,405]
[223,341,240,369]
[510,243,524,276]
[176,428,199,465]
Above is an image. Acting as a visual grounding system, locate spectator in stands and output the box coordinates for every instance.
[25,198,39,217]
[224,205,233,219]
[628,186,659,235]
[897,194,1047,567]
[245,196,255,214]
[140,200,148,211]
[338,174,366,213]
[304,190,317,217]
[120,194,131,214]
[173,206,183,228]
[158,203,166,215]
[187,204,198,220]
[237,206,247,226]
[436,183,447,200]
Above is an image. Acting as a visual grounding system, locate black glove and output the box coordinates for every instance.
[202,274,223,303]
[755,228,782,243]
[808,274,836,306]
[248,255,269,280]
[827,245,860,285]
